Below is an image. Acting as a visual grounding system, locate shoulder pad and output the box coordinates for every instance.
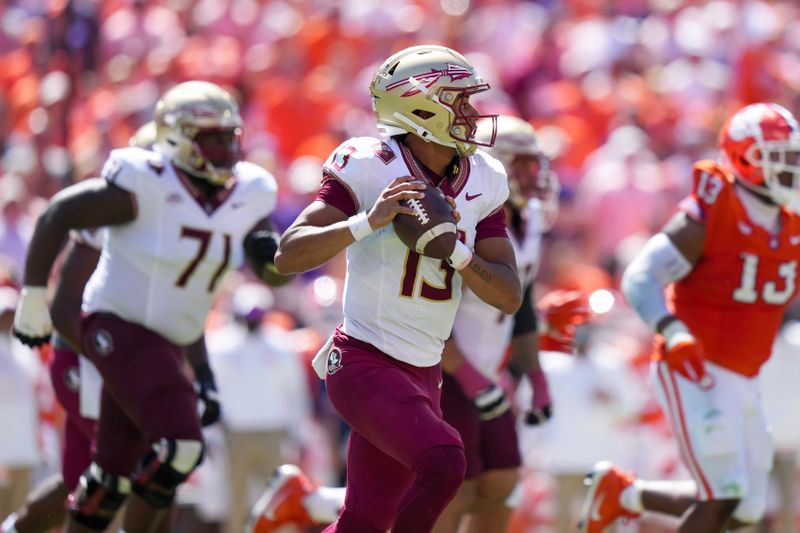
[682,160,732,222]
[322,137,394,212]
[472,149,508,180]
[322,137,391,179]
[101,147,165,191]
[234,161,278,193]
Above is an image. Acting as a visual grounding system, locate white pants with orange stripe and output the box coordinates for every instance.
[651,360,773,523]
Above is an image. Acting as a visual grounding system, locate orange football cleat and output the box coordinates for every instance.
[246,465,317,533]
[578,461,640,533]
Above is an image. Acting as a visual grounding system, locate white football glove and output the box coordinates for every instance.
[12,286,53,347]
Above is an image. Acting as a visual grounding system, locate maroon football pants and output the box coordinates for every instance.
[81,313,202,477]
[322,329,466,533]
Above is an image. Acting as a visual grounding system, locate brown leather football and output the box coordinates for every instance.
[393,185,457,259]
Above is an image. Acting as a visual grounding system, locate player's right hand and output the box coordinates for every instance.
[665,337,708,384]
[12,286,53,347]
[661,319,708,384]
[474,384,511,420]
[539,290,590,344]
[366,176,426,229]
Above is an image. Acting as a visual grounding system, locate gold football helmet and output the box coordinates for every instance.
[484,116,559,229]
[154,81,242,186]
[370,45,496,157]
[129,121,157,149]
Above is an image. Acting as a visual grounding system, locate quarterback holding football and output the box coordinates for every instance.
[275,44,522,533]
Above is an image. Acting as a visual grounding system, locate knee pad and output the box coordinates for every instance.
[413,445,466,497]
[70,463,131,531]
[132,438,204,508]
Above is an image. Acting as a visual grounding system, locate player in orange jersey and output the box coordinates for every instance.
[579,103,800,532]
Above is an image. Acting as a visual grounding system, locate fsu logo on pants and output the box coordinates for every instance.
[93,329,114,356]
[327,348,343,375]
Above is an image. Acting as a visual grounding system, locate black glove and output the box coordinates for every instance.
[193,363,221,426]
[524,404,553,426]
[474,384,511,421]
[243,230,280,265]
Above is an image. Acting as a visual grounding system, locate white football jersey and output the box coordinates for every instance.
[324,136,509,367]
[83,147,277,345]
[451,200,544,380]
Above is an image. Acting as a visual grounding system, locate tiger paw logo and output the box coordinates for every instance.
[327,348,344,375]
[93,329,114,356]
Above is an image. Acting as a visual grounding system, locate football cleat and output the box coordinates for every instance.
[246,465,316,533]
[577,461,640,533]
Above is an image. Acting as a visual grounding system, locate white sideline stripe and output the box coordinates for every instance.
[657,363,711,500]
[415,222,457,253]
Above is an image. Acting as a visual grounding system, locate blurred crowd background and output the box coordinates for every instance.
[3,0,800,531]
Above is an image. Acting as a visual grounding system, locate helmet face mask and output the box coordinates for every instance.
[155,81,243,187]
[370,45,497,157]
[745,137,800,211]
[720,103,800,213]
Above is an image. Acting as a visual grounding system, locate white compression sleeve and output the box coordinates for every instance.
[621,232,693,330]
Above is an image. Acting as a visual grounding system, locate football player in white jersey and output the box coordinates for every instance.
[246,116,557,533]
[11,81,286,533]
[434,116,558,533]
[275,45,522,533]
[2,124,216,533]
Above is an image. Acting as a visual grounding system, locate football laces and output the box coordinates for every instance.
[406,198,430,225]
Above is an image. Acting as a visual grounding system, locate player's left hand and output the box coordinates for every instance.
[525,368,553,426]
[474,384,511,420]
[193,362,221,426]
[195,380,221,426]
[12,286,53,347]
[445,195,461,224]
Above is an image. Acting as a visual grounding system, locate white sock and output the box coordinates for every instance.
[620,480,644,513]
[1,513,18,533]
[303,486,346,524]
[621,479,697,513]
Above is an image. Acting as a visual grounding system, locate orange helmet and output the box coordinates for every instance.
[719,103,800,212]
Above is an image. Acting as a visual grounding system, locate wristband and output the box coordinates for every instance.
[348,212,374,241]
[660,318,692,350]
[447,241,473,271]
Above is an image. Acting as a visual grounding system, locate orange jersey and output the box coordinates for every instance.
[657,160,800,377]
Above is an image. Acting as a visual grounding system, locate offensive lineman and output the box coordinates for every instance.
[11,81,285,533]
[580,103,800,532]
[275,45,522,532]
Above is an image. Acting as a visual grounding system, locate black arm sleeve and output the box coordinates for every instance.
[511,283,537,337]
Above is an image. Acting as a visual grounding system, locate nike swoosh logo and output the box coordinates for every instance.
[590,493,605,522]
[465,192,482,201]
[438,379,443,389]
[790,235,800,246]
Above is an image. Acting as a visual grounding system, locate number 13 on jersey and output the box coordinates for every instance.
[733,252,797,305]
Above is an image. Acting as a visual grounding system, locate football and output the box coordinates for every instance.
[393,184,457,259]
